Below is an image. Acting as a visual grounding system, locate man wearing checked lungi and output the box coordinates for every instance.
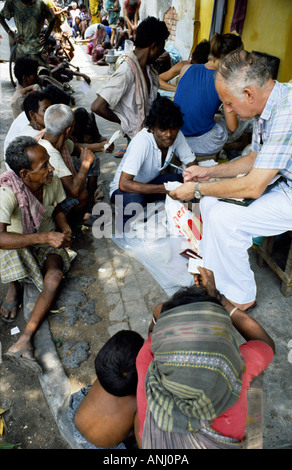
[0,136,72,374]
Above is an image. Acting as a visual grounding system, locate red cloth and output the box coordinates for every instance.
[136,334,153,438]
[124,0,141,14]
[136,338,273,441]
[0,170,46,234]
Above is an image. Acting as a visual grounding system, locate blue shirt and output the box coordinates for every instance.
[252,81,292,186]
[174,64,221,137]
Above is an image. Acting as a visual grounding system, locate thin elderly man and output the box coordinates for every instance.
[91,16,169,156]
[0,0,55,71]
[38,104,107,226]
[0,136,72,373]
[169,50,292,311]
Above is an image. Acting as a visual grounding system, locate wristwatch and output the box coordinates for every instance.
[194,182,201,199]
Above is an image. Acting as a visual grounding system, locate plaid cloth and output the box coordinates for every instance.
[61,144,77,176]
[58,155,101,214]
[252,81,292,187]
[0,244,70,291]
[142,375,263,449]
[74,154,100,178]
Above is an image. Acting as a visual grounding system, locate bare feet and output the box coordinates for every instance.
[7,334,33,357]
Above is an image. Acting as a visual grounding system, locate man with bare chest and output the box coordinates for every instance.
[68,330,144,449]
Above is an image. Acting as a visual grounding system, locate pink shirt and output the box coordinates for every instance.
[136,337,274,440]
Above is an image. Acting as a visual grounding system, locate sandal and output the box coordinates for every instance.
[114,145,127,158]
[0,298,20,323]
[5,349,42,375]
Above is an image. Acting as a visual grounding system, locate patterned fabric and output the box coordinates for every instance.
[142,408,245,449]
[0,171,46,234]
[58,154,100,214]
[0,0,54,55]
[106,0,121,25]
[0,244,70,291]
[58,195,79,214]
[252,81,292,187]
[145,302,244,434]
[143,374,264,449]
[92,24,107,48]
[61,144,77,176]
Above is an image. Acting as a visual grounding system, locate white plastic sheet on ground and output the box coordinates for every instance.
[111,201,202,297]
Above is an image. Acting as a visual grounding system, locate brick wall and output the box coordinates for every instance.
[163,7,178,43]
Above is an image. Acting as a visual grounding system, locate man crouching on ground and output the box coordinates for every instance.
[0,136,72,374]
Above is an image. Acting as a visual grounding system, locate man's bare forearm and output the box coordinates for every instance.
[207,151,257,179]
[0,231,51,250]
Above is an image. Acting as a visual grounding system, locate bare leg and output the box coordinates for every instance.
[7,254,64,358]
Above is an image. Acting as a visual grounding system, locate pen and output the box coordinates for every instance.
[166,161,190,174]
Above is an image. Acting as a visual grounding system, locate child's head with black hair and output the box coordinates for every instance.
[94,330,144,397]
[42,84,71,105]
[14,56,39,86]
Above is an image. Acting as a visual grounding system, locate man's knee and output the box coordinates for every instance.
[78,188,89,204]
[44,267,63,293]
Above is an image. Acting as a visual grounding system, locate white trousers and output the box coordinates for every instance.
[200,182,292,304]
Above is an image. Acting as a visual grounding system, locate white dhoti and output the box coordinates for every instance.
[200,182,292,304]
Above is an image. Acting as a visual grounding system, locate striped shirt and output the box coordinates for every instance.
[252,81,292,187]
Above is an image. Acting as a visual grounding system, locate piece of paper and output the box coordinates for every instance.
[198,159,218,167]
[104,130,121,150]
[188,257,203,274]
[79,81,92,94]
[11,326,20,335]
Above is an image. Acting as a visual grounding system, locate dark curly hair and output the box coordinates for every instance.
[94,330,144,397]
[146,96,184,130]
[5,136,39,176]
[134,16,169,48]
[14,56,39,84]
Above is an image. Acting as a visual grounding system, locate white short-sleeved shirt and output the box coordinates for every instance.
[4,111,29,162]
[0,175,65,234]
[97,61,158,139]
[39,139,72,179]
[109,128,196,196]
[84,23,98,38]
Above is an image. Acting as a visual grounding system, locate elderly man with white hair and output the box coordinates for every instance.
[39,104,100,226]
[169,50,292,311]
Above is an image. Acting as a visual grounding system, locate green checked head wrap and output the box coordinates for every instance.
[145,302,244,433]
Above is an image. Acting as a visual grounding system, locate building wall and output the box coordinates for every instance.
[198,0,292,82]
[139,0,196,60]
[139,0,291,82]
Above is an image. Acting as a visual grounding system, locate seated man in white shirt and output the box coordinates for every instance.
[4,92,52,167]
[109,97,197,230]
